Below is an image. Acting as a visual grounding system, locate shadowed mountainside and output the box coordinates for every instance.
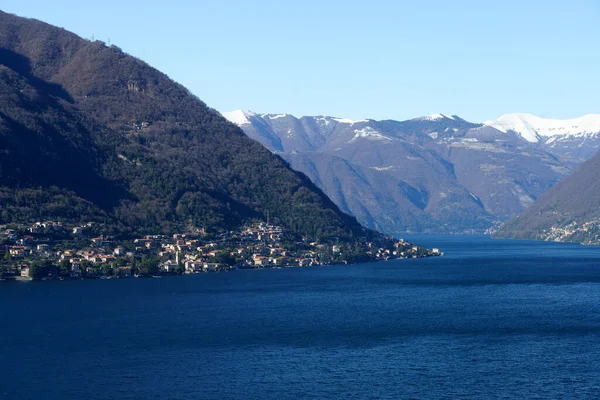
[494,148,600,243]
[0,10,368,240]
[227,111,574,234]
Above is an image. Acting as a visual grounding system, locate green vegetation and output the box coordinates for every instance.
[29,259,55,280]
[0,251,10,277]
[0,11,368,242]
[137,257,159,276]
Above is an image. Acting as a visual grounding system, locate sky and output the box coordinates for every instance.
[2,0,600,122]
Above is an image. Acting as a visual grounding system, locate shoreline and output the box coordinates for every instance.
[1,252,442,282]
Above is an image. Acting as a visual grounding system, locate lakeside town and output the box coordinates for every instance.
[0,220,442,281]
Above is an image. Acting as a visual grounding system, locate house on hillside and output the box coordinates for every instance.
[4,231,17,241]
[297,258,311,267]
[269,248,286,257]
[185,261,204,273]
[9,246,25,257]
[117,266,132,278]
[269,257,285,266]
[91,237,106,248]
[203,263,221,272]
[253,256,268,267]
[71,262,81,278]
[19,236,34,245]
[160,260,179,273]
[101,255,116,263]
[37,244,50,252]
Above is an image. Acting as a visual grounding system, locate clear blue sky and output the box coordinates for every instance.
[2,0,599,122]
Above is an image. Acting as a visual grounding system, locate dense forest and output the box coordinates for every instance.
[0,10,369,240]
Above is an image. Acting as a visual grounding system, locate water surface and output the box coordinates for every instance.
[1,236,599,399]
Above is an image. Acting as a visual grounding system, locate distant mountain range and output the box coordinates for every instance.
[0,10,368,240]
[485,113,600,163]
[224,110,600,234]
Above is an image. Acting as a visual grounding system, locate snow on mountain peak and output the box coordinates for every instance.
[417,113,456,121]
[263,113,291,120]
[222,111,370,126]
[221,110,257,125]
[349,127,392,142]
[332,117,368,124]
[311,116,368,126]
[223,109,600,144]
[484,113,600,143]
[484,113,541,142]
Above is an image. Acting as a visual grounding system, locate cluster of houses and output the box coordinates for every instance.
[157,224,326,273]
[370,240,442,259]
[539,218,600,244]
[12,245,134,280]
[1,221,441,280]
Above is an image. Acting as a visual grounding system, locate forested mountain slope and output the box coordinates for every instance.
[0,10,367,240]
[494,148,600,244]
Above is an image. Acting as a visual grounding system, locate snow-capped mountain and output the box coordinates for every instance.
[416,113,461,122]
[222,110,593,234]
[484,113,600,142]
[220,110,257,125]
[483,113,600,162]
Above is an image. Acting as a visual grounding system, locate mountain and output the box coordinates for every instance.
[494,149,600,244]
[225,110,596,234]
[484,113,600,164]
[0,10,368,240]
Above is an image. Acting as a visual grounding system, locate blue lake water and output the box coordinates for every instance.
[1,235,600,399]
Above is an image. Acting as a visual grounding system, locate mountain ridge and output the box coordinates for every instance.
[484,113,600,143]
[494,149,600,244]
[227,109,600,139]
[223,109,598,234]
[0,10,369,240]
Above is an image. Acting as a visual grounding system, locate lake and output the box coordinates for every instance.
[1,235,599,399]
